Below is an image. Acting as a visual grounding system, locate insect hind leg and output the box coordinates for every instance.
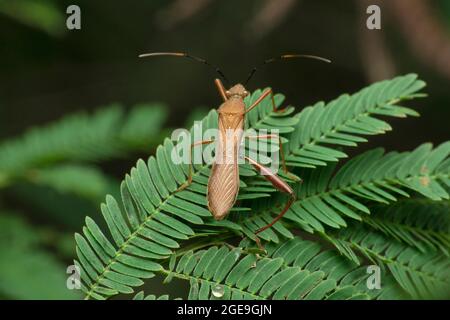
[244,156,297,251]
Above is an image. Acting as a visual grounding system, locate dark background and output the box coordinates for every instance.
[0,0,449,299]
[1,0,449,151]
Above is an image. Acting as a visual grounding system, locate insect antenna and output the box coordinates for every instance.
[139,52,230,86]
[244,54,331,86]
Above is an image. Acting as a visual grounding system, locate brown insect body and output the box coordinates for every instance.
[207,84,248,220]
[139,51,330,246]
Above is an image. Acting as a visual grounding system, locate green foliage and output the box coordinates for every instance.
[0,214,81,299]
[261,238,406,300]
[327,224,450,299]
[0,0,64,36]
[133,291,179,300]
[70,73,450,300]
[0,103,169,299]
[286,74,424,168]
[0,104,167,174]
[178,238,405,300]
[280,142,450,235]
[28,164,115,202]
[0,104,167,200]
[361,200,450,255]
[183,246,341,300]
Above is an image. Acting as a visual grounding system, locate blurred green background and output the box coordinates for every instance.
[0,0,449,299]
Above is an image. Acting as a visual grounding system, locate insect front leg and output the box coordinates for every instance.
[214,78,228,102]
[244,156,297,251]
[176,139,215,192]
[245,88,287,114]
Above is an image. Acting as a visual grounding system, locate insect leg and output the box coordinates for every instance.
[176,139,215,192]
[214,78,228,101]
[244,156,296,247]
[245,88,286,114]
[245,134,301,182]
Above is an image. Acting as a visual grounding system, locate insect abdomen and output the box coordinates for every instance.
[207,162,240,220]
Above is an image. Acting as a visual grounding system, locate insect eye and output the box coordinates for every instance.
[243,91,248,96]
[226,90,231,96]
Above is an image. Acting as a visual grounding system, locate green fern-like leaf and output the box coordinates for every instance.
[259,237,407,300]
[171,238,406,300]
[274,143,450,236]
[180,246,341,300]
[72,74,444,300]
[286,74,425,168]
[132,291,180,300]
[362,200,450,255]
[73,95,297,299]
[328,225,450,299]
[236,142,449,242]
[0,104,167,176]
